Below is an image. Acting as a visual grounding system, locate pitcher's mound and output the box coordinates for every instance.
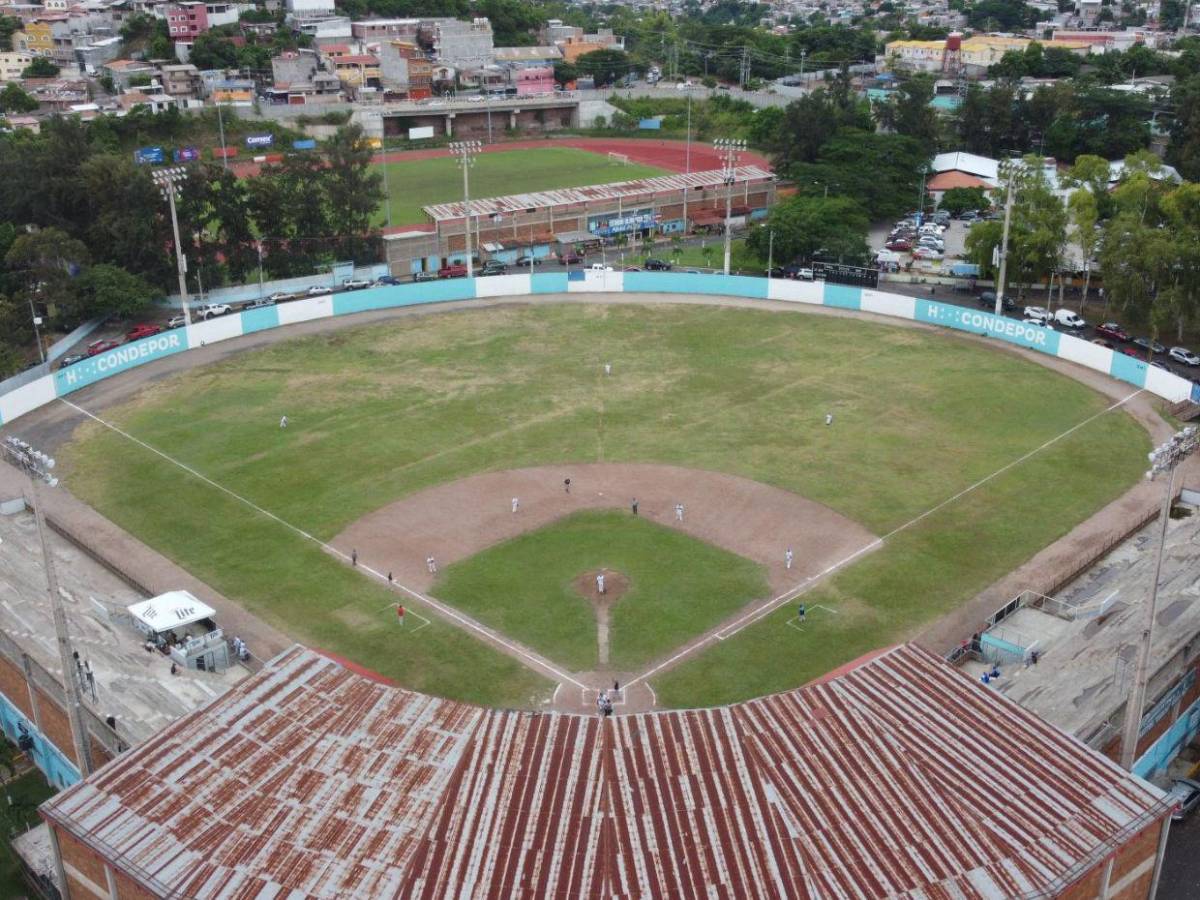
[574,569,630,611]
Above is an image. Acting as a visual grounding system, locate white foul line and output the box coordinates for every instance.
[625,389,1145,688]
[57,398,587,690]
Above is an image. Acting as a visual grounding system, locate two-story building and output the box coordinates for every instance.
[377,40,431,100]
[0,50,34,83]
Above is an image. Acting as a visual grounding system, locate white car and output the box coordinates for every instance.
[167,314,188,329]
[341,279,371,291]
[1052,308,1086,329]
[1170,346,1200,366]
[198,303,231,319]
[307,285,331,296]
[1023,306,1051,324]
[676,81,696,90]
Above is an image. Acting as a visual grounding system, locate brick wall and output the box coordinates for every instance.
[1059,817,1166,900]
[0,655,34,721]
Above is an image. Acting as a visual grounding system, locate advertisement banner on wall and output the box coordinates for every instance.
[587,211,657,237]
[53,332,190,395]
[408,126,435,140]
[914,300,1061,354]
[133,146,165,165]
[245,133,275,148]
[293,139,317,151]
[173,147,200,163]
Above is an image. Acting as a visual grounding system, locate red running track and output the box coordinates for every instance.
[230,137,771,179]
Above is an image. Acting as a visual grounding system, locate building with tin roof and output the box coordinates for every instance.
[40,643,1172,899]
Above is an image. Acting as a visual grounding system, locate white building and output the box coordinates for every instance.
[285,0,335,17]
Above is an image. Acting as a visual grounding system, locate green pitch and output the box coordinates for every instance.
[435,510,768,671]
[376,147,667,226]
[59,304,1149,708]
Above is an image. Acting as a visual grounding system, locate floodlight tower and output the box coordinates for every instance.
[450,141,482,277]
[1118,426,1200,770]
[714,138,746,276]
[1,437,93,777]
[151,166,192,326]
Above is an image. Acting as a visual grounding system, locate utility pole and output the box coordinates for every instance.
[215,101,228,172]
[152,166,192,326]
[994,156,1025,317]
[256,241,265,301]
[799,49,807,83]
[1119,427,1199,770]
[450,141,481,277]
[766,227,774,279]
[1,438,93,778]
[714,138,745,275]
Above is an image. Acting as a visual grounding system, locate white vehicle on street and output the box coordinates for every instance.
[1052,309,1086,329]
[167,314,188,329]
[307,285,332,296]
[198,303,231,319]
[1169,346,1200,366]
[1023,306,1051,324]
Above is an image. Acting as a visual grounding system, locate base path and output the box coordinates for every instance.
[331,463,876,598]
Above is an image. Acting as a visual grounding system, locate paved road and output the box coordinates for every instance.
[1159,814,1200,899]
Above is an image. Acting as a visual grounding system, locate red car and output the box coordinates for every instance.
[1118,345,1145,359]
[126,324,163,341]
[86,339,120,356]
[885,239,912,251]
[559,254,582,265]
[1095,322,1130,342]
[437,263,468,279]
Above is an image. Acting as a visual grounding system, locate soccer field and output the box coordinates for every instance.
[59,303,1149,708]
[375,147,667,226]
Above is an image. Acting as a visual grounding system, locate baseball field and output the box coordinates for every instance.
[375,147,667,226]
[58,302,1149,709]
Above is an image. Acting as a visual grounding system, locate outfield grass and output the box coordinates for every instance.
[376,147,666,225]
[435,511,768,671]
[59,304,1150,706]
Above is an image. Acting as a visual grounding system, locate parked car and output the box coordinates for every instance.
[1119,344,1144,358]
[1133,336,1166,354]
[960,210,979,222]
[796,267,814,281]
[1095,322,1130,342]
[1053,309,1086,329]
[1091,338,1114,348]
[479,262,506,276]
[437,263,468,278]
[59,354,85,368]
[644,258,672,271]
[268,291,296,302]
[243,297,275,309]
[514,255,542,267]
[125,323,163,341]
[414,271,438,282]
[86,339,120,356]
[167,314,188,329]
[1169,346,1200,366]
[559,253,582,265]
[341,279,371,291]
[589,263,614,272]
[306,285,333,296]
[624,266,641,271]
[1023,306,1051,324]
[976,291,1013,312]
[912,247,943,260]
[374,275,401,286]
[765,266,787,278]
[885,239,912,252]
[199,303,232,319]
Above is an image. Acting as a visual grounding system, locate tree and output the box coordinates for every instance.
[0,15,20,52]
[574,49,632,87]
[789,131,926,220]
[746,194,870,265]
[553,61,578,87]
[878,75,939,146]
[1067,189,1099,311]
[4,228,90,324]
[1167,74,1200,183]
[939,187,989,217]
[75,264,157,318]
[21,56,59,78]
[965,220,1004,280]
[188,32,240,70]
[966,0,1036,30]
[0,82,38,114]
[322,125,384,260]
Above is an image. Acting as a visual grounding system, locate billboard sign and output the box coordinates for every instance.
[588,211,657,237]
[638,118,662,130]
[173,146,199,163]
[133,146,164,165]
[408,125,435,140]
[292,138,317,151]
[245,133,275,148]
[813,262,878,289]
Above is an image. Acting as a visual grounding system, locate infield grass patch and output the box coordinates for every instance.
[376,148,666,226]
[434,510,768,671]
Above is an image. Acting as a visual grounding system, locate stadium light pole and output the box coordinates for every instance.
[152,166,192,327]
[1,437,94,778]
[368,112,392,229]
[993,154,1033,318]
[1118,426,1199,771]
[714,138,746,276]
[450,140,481,277]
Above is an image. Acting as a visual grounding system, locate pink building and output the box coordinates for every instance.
[165,2,209,41]
[515,65,554,96]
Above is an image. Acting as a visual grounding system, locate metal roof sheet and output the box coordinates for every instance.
[41,644,1169,899]
[422,166,775,222]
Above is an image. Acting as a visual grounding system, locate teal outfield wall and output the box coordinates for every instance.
[2,273,1195,427]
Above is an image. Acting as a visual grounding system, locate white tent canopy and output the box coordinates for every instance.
[127,591,216,634]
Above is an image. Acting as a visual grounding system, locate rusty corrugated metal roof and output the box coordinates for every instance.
[422,166,775,222]
[40,644,1169,898]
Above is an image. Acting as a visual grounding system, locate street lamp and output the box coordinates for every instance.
[1118,426,1200,770]
[0,437,93,778]
[151,166,192,327]
[714,137,746,276]
[449,140,482,277]
[993,155,1035,318]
